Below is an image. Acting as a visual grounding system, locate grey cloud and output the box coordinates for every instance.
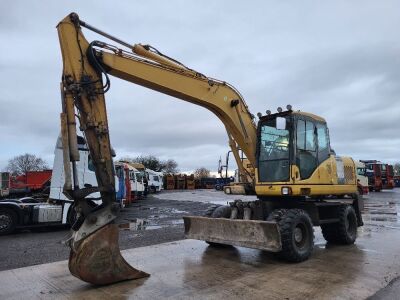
[1,1,399,172]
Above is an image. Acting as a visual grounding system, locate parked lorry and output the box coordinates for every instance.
[146,169,163,193]
[361,161,394,191]
[355,161,369,195]
[117,161,147,202]
[123,162,146,198]
[0,136,121,235]
[115,161,133,207]
[382,164,394,189]
[362,160,383,192]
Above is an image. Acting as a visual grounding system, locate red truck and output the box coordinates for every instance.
[7,170,52,197]
[382,164,395,189]
[362,160,383,192]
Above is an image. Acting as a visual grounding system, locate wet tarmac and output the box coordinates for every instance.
[0,197,213,271]
[153,189,258,205]
[1,189,399,299]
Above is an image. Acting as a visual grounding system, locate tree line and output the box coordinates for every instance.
[4,153,213,179]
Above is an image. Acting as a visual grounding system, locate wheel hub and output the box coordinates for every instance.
[294,226,303,243]
[0,214,11,230]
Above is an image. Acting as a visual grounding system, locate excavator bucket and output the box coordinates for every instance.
[69,223,149,285]
[183,216,282,252]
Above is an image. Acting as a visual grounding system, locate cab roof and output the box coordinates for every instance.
[292,111,326,123]
[258,110,327,123]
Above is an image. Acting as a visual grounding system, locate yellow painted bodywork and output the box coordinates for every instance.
[255,155,357,196]
[57,13,357,201]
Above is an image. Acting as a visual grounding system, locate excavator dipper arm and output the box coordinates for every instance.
[57,12,259,285]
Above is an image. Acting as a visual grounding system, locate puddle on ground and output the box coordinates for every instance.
[147,214,169,220]
[119,218,183,231]
[170,219,184,225]
[169,208,189,214]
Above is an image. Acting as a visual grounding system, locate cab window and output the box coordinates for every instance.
[296,119,317,179]
[357,168,365,176]
[135,172,143,182]
[305,121,316,151]
[258,117,290,182]
[316,123,330,163]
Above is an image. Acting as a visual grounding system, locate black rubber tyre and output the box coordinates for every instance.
[205,205,232,247]
[268,209,314,262]
[67,201,98,226]
[321,205,357,245]
[67,205,78,226]
[0,208,18,235]
[210,205,231,218]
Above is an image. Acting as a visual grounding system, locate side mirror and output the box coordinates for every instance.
[276,117,286,130]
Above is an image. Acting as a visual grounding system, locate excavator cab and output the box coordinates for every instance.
[254,107,357,197]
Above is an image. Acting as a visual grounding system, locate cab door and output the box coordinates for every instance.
[295,118,318,181]
[295,118,332,184]
[315,122,334,184]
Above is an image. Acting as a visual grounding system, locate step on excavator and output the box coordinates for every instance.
[57,13,364,285]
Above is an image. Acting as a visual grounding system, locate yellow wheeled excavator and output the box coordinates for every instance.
[57,13,364,285]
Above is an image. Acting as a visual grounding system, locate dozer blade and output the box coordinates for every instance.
[183,216,282,252]
[69,223,149,285]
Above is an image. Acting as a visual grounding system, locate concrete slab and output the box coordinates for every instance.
[153,189,258,205]
[1,225,400,300]
[2,189,400,299]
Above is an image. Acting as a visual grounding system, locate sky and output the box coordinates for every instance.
[0,1,399,173]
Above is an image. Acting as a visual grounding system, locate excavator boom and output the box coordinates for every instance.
[57,13,363,284]
[57,13,259,284]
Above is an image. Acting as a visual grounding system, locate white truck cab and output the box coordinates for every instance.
[49,136,119,224]
[146,169,163,192]
[356,161,369,195]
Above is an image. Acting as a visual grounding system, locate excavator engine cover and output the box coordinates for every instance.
[183,216,282,252]
[69,223,149,285]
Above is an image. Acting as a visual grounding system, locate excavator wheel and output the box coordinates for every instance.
[69,223,149,285]
[267,209,314,262]
[321,205,357,245]
[205,205,232,247]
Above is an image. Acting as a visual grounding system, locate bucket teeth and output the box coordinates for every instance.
[69,223,149,285]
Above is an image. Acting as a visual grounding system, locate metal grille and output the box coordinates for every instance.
[344,166,354,183]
